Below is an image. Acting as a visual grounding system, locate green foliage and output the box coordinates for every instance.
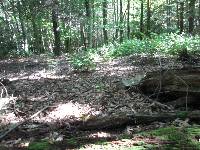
[28,140,51,150]
[141,125,200,149]
[176,111,188,119]
[105,33,200,59]
[148,126,185,140]
[66,138,78,145]
[9,49,34,58]
[70,50,96,71]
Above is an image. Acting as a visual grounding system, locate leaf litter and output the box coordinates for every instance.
[0,54,184,149]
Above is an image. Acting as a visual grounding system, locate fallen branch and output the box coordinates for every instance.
[0,105,55,141]
[0,81,8,98]
[74,111,200,130]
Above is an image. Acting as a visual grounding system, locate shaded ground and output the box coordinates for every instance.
[0,54,199,149]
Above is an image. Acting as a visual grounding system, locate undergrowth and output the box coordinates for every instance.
[27,125,200,150]
[105,33,200,59]
[140,125,200,149]
[69,33,199,71]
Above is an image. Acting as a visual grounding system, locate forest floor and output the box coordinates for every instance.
[0,54,200,150]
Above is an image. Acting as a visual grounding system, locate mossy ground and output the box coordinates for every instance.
[27,125,200,150]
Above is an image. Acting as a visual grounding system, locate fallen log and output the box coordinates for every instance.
[166,96,199,108]
[137,67,200,102]
[0,105,57,141]
[74,111,200,130]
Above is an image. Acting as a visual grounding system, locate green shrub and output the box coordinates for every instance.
[28,140,51,150]
[105,33,200,59]
[70,51,96,71]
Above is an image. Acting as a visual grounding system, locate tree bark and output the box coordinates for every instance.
[179,2,184,34]
[137,68,200,102]
[140,0,144,34]
[127,0,130,39]
[146,0,151,35]
[17,0,27,51]
[119,0,123,42]
[52,0,61,56]
[166,0,171,28]
[188,0,196,34]
[176,2,179,30]
[102,0,108,44]
[84,0,92,48]
[115,0,119,40]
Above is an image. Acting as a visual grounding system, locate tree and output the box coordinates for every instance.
[28,0,43,53]
[176,2,179,30]
[147,0,151,35]
[17,0,27,51]
[119,0,123,42]
[84,0,92,48]
[179,1,184,34]
[127,0,130,39]
[199,0,200,27]
[188,0,196,34]
[114,0,119,40]
[140,0,144,34]
[102,0,108,44]
[166,0,171,28]
[52,0,61,56]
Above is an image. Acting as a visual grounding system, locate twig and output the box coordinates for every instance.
[0,105,52,141]
[0,82,8,98]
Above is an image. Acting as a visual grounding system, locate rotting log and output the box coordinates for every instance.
[166,96,199,108]
[136,67,200,102]
[74,111,200,130]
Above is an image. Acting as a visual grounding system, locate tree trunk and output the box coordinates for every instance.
[176,2,179,30]
[52,0,61,56]
[188,0,196,34]
[84,0,92,48]
[140,0,144,38]
[199,0,200,27]
[102,0,108,44]
[17,0,27,51]
[166,0,171,28]
[127,0,130,39]
[115,0,119,40]
[146,0,151,35]
[179,2,184,34]
[119,0,123,42]
[29,2,43,54]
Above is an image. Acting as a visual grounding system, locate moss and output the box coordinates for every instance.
[66,138,78,145]
[140,125,200,149]
[119,133,132,140]
[28,140,51,150]
[176,111,188,119]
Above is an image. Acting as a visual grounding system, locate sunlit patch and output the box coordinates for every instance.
[89,132,111,138]
[34,102,99,122]
[27,70,66,79]
[0,112,23,125]
[9,69,67,81]
[96,65,139,76]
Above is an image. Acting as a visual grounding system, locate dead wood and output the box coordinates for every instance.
[166,96,198,108]
[137,67,200,102]
[0,105,56,141]
[74,111,200,130]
